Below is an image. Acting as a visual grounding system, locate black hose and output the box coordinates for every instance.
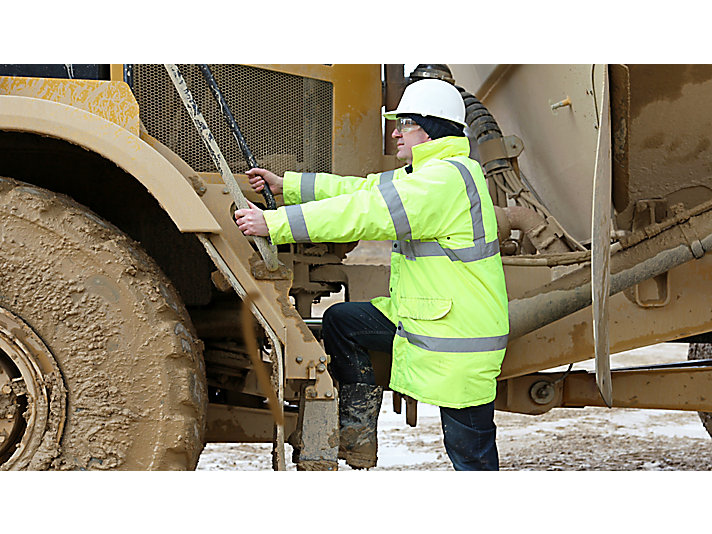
[198,64,277,210]
[456,85,509,173]
[459,89,503,141]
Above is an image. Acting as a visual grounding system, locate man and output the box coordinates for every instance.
[235,78,509,471]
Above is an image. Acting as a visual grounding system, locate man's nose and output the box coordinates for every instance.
[391,128,401,139]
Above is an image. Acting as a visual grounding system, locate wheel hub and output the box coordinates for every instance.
[0,306,66,469]
[0,358,23,452]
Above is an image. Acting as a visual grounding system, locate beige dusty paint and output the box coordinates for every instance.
[497,365,712,414]
[450,64,604,242]
[440,65,712,405]
[502,254,712,380]
[0,95,220,234]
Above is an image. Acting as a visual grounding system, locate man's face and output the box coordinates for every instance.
[392,117,431,164]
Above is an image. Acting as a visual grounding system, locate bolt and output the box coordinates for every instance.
[319,356,326,363]
[551,96,572,111]
[296,356,303,364]
[305,387,317,398]
[317,363,326,372]
[1,385,11,395]
[0,436,5,443]
[222,187,230,194]
[530,380,556,405]
[325,391,333,398]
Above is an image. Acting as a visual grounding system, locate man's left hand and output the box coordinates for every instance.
[234,200,269,237]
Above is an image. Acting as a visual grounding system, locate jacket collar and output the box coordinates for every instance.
[410,136,470,172]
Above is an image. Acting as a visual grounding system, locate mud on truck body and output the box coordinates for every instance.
[0,63,711,470]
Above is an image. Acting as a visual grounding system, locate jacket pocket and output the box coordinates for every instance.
[397,296,452,321]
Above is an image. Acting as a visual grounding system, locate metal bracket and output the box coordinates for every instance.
[477,135,524,166]
[292,385,339,471]
[392,391,417,427]
[678,217,706,260]
[405,396,418,427]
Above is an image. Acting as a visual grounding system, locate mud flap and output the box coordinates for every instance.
[292,387,339,471]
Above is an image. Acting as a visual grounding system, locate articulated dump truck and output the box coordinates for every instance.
[0,64,711,470]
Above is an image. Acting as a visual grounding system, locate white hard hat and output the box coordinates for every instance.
[383,78,466,127]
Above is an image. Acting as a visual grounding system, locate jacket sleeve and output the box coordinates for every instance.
[282,169,399,205]
[265,162,460,244]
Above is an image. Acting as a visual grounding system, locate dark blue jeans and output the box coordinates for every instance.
[322,301,499,471]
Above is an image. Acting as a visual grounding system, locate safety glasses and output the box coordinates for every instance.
[395,117,421,134]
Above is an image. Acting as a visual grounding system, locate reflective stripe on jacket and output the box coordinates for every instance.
[264,136,509,408]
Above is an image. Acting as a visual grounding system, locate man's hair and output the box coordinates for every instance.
[402,113,465,139]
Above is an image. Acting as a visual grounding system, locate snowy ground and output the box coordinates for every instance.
[198,342,712,471]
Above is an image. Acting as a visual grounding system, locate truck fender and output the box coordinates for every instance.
[0,94,221,233]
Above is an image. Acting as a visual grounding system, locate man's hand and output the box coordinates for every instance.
[234,200,270,237]
[246,168,284,196]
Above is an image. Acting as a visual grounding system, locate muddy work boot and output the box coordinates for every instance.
[338,383,383,469]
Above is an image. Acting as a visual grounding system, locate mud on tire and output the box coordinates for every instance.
[0,177,207,470]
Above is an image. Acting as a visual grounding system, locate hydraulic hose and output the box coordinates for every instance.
[198,64,277,210]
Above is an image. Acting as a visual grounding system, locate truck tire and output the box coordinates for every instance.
[687,342,712,438]
[0,177,207,470]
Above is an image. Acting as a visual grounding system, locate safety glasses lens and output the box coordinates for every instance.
[396,118,419,133]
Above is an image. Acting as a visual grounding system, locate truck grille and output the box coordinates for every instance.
[132,64,333,176]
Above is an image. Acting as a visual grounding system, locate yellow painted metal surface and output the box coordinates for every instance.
[0,76,140,136]
[331,64,385,176]
[0,95,220,233]
[109,64,124,82]
[253,64,385,176]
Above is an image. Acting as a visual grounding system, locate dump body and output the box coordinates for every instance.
[449,64,712,415]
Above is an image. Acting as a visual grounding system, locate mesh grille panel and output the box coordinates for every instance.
[133,64,333,176]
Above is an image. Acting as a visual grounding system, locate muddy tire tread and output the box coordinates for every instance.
[0,177,207,470]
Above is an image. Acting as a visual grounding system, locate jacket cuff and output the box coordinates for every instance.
[283,172,303,205]
[263,207,293,245]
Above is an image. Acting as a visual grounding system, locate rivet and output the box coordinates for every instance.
[296,356,303,363]
[222,187,230,194]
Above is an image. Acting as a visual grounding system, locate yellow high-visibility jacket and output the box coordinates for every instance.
[264,136,509,408]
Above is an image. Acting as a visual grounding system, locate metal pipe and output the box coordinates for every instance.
[508,203,712,340]
[498,205,572,254]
